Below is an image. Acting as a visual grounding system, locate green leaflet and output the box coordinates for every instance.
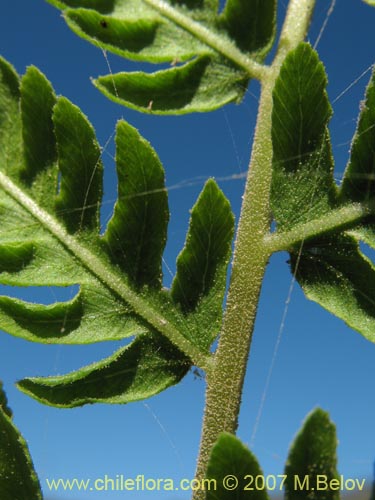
[206,411,343,500]
[291,235,375,343]
[270,43,375,344]
[0,56,233,406]
[172,179,234,312]
[362,0,375,5]
[18,334,190,407]
[20,67,58,214]
[20,67,57,186]
[94,56,249,115]
[219,0,276,55]
[0,383,43,500]
[103,120,168,289]
[271,42,336,231]
[54,97,103,234]
[0,285,148,343]
[339,69,375,248]
[62,4,206,62]
[340,70,375,205]
[205,433,269,500]
[0,57,22,182]
[46,0,276,113]
[284,409,339,500]
[171,179,234,350]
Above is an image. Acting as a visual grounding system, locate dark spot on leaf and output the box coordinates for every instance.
[100,20,108,28]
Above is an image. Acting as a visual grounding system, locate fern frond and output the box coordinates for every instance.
[46,0,276,113]
[0,56,234,406]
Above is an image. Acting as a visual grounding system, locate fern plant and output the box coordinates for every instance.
[1,0,375,499]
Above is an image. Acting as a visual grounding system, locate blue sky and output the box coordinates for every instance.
[1,1,375,499]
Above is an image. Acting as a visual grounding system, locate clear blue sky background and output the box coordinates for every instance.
[1,1,375,499]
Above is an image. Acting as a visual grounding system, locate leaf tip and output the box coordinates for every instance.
[0,55,20,98]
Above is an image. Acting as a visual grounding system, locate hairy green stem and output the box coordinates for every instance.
[266,203,371,253]
[193,0,316,496]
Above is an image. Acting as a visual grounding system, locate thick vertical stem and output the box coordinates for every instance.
[193,1,316,497]
[193,72,275,497]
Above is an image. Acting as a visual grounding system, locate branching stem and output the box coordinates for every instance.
[266,203,371,253]
[193,1,317,497]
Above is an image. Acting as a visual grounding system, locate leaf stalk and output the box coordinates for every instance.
[192,0,317,496]
[265,203,372,253]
